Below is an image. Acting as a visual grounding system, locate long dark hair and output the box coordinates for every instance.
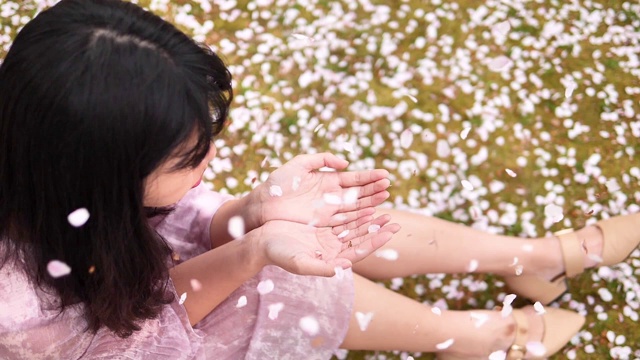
[0,0,232,337]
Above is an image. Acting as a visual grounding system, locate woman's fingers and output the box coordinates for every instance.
[337,169,389,188]
[328,207,376,227]
[337,223,401,263]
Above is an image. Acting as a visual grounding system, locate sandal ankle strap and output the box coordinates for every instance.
[555,228,584,278]
[507,311,529,360]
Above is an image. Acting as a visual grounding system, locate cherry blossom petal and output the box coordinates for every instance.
[236,295,247,308]
[355,311,374,331]
[228,216,245,239]
[47,260,71,278]
[257,279,275,295]
[436,338,455,350]
[67,208,90,227]
[374,249,399,261]
[268,302,284,320]
[299,316,320,336]
[269,185,283,197]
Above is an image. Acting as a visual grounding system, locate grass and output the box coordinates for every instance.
[2,0,639,358]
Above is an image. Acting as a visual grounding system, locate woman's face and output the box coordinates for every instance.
[143,141,216,207]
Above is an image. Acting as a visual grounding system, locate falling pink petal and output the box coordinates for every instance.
[313,124,324,133]
[588,254,603,263]
[509,257,519,266]
[178,292,187,305]
[374,249,399,261]
[367,224,381,233]
[468,259,479,272]
[269,185,283,197]
[501,304,513,318]
[487,55,512,72]
[337,230,350,239]
[400,129,414,149]
[299,316,320,336]
[402,92,418,103]
[236,295,248,308]
[431,307,442,316]
[526,341,547,357]
[323,193,342,205]
[343,188,359,205]
[355,311,374,331]
[504,294,517,306]
[533,302,546,315]
[47,260,71,278]
[268,302,284,320]
[436,338,455,350]
[515,265,524,276]
[470,312,489,328]
[505,168,517,177]
[228,216,245,239]
[489,350,507,360]
[257,279,275,295]
[461,180,474,190]
[190,279,202,292]
[67,208,90,227]
[522,244,534,252]
[291,33,314,41]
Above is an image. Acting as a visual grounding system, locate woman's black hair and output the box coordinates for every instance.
[0,0,232,337]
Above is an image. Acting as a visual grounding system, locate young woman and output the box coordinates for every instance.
[1,1,638,359]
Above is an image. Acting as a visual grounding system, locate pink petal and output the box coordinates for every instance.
[47,260,71,278]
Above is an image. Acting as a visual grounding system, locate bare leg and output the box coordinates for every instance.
[350,208,603,280]
[340,274,544,357]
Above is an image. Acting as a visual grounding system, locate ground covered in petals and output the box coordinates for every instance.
[2,0,639,359]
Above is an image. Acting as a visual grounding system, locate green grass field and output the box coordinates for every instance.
[2,0,639,358]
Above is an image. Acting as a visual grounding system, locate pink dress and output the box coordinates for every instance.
[0,184,354,359]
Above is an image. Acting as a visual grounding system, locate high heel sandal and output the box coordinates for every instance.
[437,307,585,360]
[505,213,640,305]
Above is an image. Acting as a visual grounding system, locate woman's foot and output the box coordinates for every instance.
[507,213,640,304]
[437,306,584,360]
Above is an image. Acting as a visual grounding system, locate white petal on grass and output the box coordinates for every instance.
[505,168,517,177]
[460,127,471,140]
[367,224,381,233]
[334,266,345,280]
[67,208,90,227]
[313,124,324,133]
[431,307,442,316]
[526,341,547,357]
[374,249,399,261]
[268,302,284,320]
[487,55,512,72]
[461,180,474,190]
[178,292,187,305]
[470,312,489,328]
[269,185,283,197]
[47,260,71,278]
[343,188,359,205]
[400,129,414,149]
[544,204,564,223]
[323,193,342,205]
[190,279,202,292]
[355,311,374,331]
[598,288,613,302]
[257,279,275,295]
[435,338,455,350]
[492,20,511,36]
[489,350,507,360]
[292,176,301,191]
[468,259,479,272]
[299,316,320,336]
[402,92,418,103]
[291,33,314,41]
[565,84,576,98]
[337,230,350,239]
[534,302,546,315]
[236,295,248,308]
[228,216,245,239]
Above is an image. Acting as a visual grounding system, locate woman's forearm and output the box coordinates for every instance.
[169,234,263,326]
[209,191,263,248]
